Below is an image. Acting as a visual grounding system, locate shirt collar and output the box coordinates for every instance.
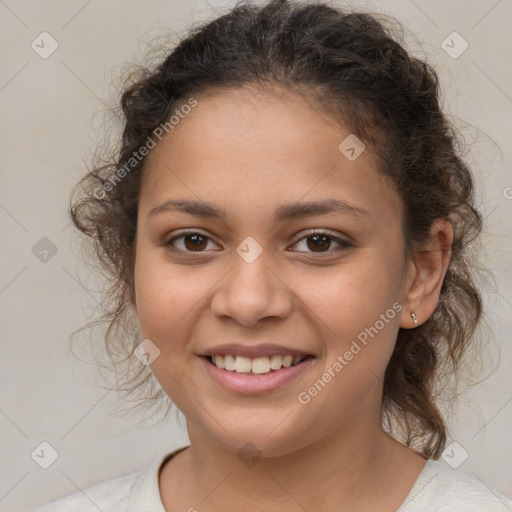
[129,445,190,512]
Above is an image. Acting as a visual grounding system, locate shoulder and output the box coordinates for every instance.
[399,459,512,512]
[27,470,137,512]
[27,447,188,512]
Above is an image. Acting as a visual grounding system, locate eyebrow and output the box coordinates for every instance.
[147,198,370,222]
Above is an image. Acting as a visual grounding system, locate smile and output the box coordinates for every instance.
[207,354,309,374]
[199,354,316,394]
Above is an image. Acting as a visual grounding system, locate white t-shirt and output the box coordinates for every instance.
[28,445,512,511]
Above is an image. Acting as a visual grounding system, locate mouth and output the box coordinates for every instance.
[202,353,315,374]
[198,353,316,394]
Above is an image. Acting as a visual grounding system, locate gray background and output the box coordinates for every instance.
[0,1,511,510]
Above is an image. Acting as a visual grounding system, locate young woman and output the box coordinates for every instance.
[30,0,512,510]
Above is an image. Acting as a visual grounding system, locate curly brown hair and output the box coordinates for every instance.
[69,0,485,459]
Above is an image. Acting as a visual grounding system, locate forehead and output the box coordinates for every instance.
[139,85,402,227]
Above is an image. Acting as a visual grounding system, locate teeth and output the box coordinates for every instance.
[209,354,306,373]
[282,355,293,368]
[270,354,283,370]
[251,357,270,374]
[234,356,252,373]
[224,354,236,371]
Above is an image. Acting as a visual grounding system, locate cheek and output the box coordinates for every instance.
[133,253,204,403]
[293,250,403,373]
[300,257,401,327]
[134,249,201,343]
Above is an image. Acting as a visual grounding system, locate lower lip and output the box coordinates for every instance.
[199,356,315,394]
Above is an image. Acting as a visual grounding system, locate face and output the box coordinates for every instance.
[133,86,414,456]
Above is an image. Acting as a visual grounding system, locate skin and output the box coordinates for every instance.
[132,84,453,511]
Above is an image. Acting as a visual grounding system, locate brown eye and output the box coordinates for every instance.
[306,234,331,252]
[291,231,352,255]
[167,232,217,252]
[183,234,208,251]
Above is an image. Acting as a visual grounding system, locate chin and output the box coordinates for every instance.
[204,420,315,459]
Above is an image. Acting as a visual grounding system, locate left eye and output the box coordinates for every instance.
[290,232,351,254]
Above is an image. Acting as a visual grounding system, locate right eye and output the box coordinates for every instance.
[166,231,220,253]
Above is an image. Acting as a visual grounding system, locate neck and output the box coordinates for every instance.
[160,422,426,512]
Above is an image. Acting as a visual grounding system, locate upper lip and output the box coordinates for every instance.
[200,343,314,358]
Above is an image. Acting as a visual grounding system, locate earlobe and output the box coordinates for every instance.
[400,218,453,329]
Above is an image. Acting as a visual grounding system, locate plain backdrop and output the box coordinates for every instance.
[0,1,511,510]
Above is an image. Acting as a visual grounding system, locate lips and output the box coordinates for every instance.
[199,353,315,394]
[200,343,314,358]
[197,343,316,394]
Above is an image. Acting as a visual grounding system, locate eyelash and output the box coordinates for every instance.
[165,230,353,256]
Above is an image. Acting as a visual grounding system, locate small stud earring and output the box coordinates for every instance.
[411,313,418,325]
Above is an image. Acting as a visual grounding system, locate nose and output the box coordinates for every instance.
[210,248,292,327]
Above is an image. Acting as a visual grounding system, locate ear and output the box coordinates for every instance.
[399,218,453,328]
